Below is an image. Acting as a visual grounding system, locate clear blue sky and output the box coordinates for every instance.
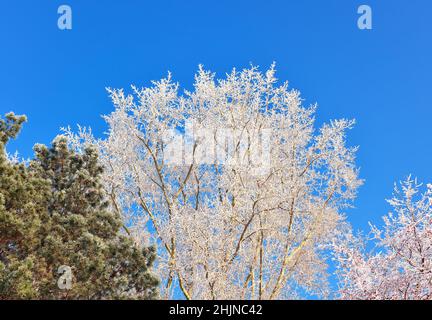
[1,0,431,278]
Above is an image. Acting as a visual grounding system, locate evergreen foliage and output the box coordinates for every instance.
[0,113,159,299]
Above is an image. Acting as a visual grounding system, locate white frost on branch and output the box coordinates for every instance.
[65,64,362,299]
[333,177,432,300]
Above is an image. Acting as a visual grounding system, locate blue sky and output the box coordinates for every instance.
[1,0,431,285]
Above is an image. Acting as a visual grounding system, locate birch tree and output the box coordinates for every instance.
[66,64,362,299]
[333,177,432,300]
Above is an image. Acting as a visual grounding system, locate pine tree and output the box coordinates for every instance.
[0,113,48,299]
[0,113,159,299]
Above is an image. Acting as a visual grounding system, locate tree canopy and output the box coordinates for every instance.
[0,113,159,299]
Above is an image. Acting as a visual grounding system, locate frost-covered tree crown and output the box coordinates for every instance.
[333,177,432,300]
[66,64,362,299]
